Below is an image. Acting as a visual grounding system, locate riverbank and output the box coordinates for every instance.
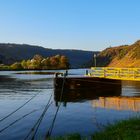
[48,117,140,140]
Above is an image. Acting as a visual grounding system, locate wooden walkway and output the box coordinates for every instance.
[87,67,140,81]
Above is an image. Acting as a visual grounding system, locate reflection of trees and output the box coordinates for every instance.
[0,75,48,100]
[0,76,33,91]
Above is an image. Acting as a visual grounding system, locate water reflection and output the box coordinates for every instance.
[0,75,53,100]
[54,79,140,112]
[122,81,140,96]
[92,97,140,112]
[54,78,122,106]
[0,71,140,139]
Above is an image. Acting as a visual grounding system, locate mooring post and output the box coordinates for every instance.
[65,70,68,76]
[55,72,59,78]
[86,70,88,75]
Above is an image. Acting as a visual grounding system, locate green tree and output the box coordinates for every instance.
[10,62,23,70]
[21,60,27,69]
[29,59,41,69]
[26,60,31,69]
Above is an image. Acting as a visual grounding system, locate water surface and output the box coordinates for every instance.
[0,69,139,140]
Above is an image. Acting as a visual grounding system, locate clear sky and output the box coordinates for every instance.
[0,0,140,51]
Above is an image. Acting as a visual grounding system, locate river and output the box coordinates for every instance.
[0,69,140,140]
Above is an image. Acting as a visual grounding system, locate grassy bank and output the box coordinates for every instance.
[92,117,140,140]
[48,117,140,140]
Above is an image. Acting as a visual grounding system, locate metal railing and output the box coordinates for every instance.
[88,67,140,81]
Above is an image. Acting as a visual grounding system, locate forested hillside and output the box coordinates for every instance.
[0,43,98,68]
[94,40,140,67]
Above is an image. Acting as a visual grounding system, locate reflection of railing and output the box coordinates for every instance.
[88,67,140,81]
[92,97,140,112]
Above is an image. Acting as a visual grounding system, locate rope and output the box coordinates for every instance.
[30,102,52,140]
[24,93,53,140]
[0,91,40,123]
[46,73,66,138]
[0,109,38,133]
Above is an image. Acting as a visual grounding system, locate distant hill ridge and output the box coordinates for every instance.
[0,43,98,68]
[96,40,140,67]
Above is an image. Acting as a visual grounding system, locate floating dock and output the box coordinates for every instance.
[54,75,122,105]
[54,68,140,110]
[54,76,121,90]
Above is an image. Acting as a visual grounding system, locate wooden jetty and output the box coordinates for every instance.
[54,77,121,104]
[54,67,140,92]
[54,76,121,90]
[54,73,122,106]
[54,68,140,109]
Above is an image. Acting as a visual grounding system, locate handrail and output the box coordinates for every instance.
[88,67,140,81]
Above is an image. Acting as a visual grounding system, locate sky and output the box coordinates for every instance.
[0,0,140,51]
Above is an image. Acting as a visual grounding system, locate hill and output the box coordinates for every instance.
[0,43,98,68]
[94,40,140,67]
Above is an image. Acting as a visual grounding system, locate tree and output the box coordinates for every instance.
[33,54,43,62]
[28,59,41,69]
[8,54,69,70]
[41,58,51,69]
[21,60,27,69]
[26,60,31,69]
[10,62,23,70]
[60,55,69,69]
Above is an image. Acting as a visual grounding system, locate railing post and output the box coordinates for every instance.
[133,69,135,79]
[104,68,106,78]
[86,70,88,75]
[118,69,120,78]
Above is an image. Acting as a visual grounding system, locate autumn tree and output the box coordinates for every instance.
[10,62,23,70]
[33,54,43,62]
[8,54,69,70]
[41,58,51,69]
[60,55,69,69]
[50,56,59,68]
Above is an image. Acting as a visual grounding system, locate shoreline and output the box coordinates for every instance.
[48,117,140,140]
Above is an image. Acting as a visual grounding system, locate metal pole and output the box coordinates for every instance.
[94,54,96,67]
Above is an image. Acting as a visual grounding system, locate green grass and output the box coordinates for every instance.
[92,118,140,140]
[48,118,140,140]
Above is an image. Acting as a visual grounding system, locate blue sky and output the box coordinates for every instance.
[0,0,140,51]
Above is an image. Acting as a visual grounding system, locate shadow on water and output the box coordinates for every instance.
[54,78,122,105]
[54,78,140,112]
